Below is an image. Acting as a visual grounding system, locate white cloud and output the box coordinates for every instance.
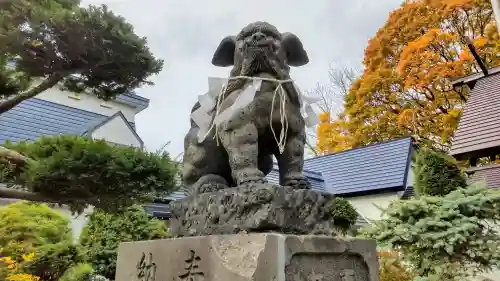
[81,0,403,156]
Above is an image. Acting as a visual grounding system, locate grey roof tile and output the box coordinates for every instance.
[304,137,413,196]
[0,98,105,143]
[451,73,500,159]
[159,166,326,203]
[165,190,188,201]
[265,165,327,192]
[0,98,139,144]
[466,164,500,188]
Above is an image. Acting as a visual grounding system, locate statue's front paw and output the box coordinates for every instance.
[236,170,267,186]
[239,177,268,185]
[189,174,229,195]
[196,182,228,193]
[283,177,312,190]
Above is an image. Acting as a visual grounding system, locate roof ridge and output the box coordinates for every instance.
[305,136,413,162]
[29,98,108,118]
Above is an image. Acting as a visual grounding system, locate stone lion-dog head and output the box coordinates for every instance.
[211,21,309,81]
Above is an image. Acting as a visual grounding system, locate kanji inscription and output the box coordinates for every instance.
[178,250,204,281]
[136,252,156,281]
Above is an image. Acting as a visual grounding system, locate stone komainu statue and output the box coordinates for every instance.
[182,21,313,193]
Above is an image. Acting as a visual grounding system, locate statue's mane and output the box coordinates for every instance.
[236,22,281,41]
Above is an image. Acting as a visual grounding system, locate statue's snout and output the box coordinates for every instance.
[250,32,266,42]
[244,31,275,55]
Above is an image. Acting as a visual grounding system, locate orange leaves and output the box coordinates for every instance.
[446,0,471,5]
[364,1,437,72]
[397,28,463,91]
[398,28,448,73]
[319,0,497,152]
[474,37,488,48]
[438,0,474,14]
[397,109,415,128]
[459,49,473,61]
[315,0,498,153]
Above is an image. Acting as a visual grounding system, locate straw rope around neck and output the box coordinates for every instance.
[202,75,294,154]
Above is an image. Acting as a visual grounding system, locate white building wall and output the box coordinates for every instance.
[91,116,142,148]
[35,85,137,122]
[346,192,400,222]
[406,162,415,188]
[55,207,91,240]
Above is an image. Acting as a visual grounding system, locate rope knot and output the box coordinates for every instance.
[194,75,319,154]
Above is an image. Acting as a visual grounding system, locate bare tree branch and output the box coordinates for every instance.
[306,62,361,153]
[305,139,318,157]
[328,64,359,97]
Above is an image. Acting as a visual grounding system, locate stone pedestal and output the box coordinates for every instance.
[115,233,379,281]
[169,183,338,237]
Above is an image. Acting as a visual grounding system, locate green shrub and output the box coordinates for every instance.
[328,197,358,234]
[79,205,168,279]
[0,201,73,259]
[0,201,82,280]
[59,263,94,281]
[25,242,84,281]
[361,183,500,280]
[59,263,111,281]
[413,147,467,197]
[2,135,179,213]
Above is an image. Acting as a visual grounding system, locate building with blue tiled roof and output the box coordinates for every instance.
[305,137,416,224]
[0,86,151,237]
[0,98,145,147]
[304,137,414,196]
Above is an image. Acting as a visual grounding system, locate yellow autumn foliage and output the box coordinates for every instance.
[377,250,415,281]
[316,112,353,155]
[0,253,39,281]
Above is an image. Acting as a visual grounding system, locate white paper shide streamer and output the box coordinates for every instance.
[191,76,321,152]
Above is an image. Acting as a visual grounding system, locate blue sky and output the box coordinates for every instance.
[82,0,403,156]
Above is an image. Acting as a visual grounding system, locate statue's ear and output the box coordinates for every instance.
[282,32,309,67]
[211,36,236,67]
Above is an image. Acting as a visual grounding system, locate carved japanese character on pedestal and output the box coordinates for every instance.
[136,252,156,281]
[178,250,204,281]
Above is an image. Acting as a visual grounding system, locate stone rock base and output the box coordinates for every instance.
[115,233,379,281]
[169,183,337,237]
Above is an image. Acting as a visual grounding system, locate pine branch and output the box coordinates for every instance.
[0,186,56,203]
[0,145,29,166]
